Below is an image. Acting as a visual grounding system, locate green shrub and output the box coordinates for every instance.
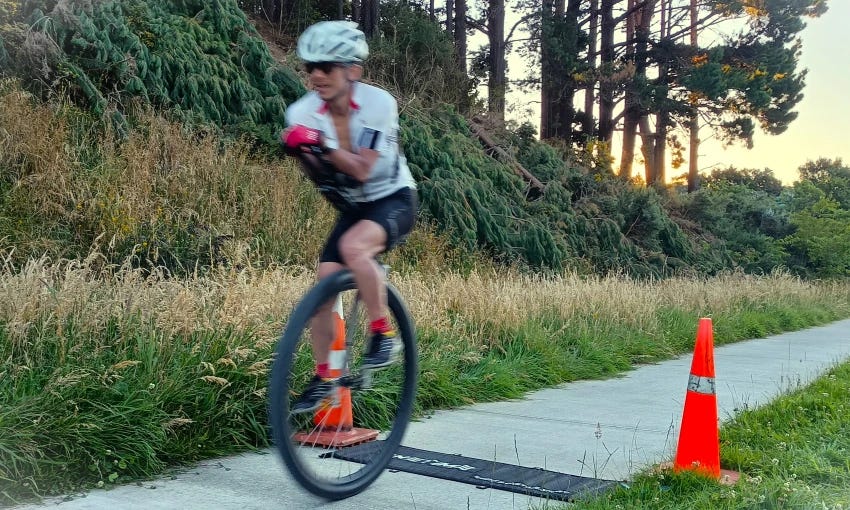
[682,181,790,273]
[1,0,304,145]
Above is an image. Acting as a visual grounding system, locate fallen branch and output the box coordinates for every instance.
[469,118,546,194]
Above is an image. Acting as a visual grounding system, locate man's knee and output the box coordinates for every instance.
[340,223,386,264]
[339,238,368,266]
[317,261,344,280]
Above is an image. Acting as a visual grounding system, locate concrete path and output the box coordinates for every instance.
[17,319,850,510]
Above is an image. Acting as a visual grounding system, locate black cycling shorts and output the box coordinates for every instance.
[319,187,418,264]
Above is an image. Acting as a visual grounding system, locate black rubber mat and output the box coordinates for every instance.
[328,443,617,501]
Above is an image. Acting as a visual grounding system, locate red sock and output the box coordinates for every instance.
[370,317,391,334]
[316,363,330,378]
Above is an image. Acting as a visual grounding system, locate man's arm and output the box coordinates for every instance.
[282,125,377,184]
[321,146,378,183]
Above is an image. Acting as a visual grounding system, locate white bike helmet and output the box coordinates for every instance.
[297,21,369,63]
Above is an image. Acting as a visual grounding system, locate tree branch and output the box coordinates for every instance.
[611,109,627,127]
[613,0,650,25]
[470,116,546,192]
[664,12,727,43]
[506,12,537,44]
[466,15,488,35]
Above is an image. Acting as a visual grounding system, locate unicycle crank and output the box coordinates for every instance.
[339,369,374,391]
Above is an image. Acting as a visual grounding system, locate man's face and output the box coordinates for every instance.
[306,62,355,102]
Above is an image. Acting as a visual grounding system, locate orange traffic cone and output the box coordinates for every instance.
[293,296,378,448]
[673,317,721,478]
[314,297,353,430]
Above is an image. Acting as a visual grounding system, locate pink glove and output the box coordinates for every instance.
[281,125,324,156]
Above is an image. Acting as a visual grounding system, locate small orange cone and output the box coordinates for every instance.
[673,317,721,478]
[313,298,353,430]
[293,297,378,447]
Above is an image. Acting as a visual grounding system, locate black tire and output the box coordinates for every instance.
[269,270,418,500]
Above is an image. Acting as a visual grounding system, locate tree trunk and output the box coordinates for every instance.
[446,0,454,34]
[582,0,598,137]
[640,0,668,186]
[639,116,655,184]
[687,0,700,192]
[540,0,554,138]
[557,0,581,140]
[620,0,656,180]
[372,0,380,36]
[654,108,668,186]
[554,0,580,142]
[488,0,506,118]
[597,0,616,142]
[620,116,638,179]
[618,0,637,178]
[360,0,379,37]
[541,0,581,141]
[454,0,467,75]
[687,117,699,190]
[651,53,670,186]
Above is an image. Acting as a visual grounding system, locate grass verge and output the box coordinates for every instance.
[561,359,850,510]
[1,257,849,505]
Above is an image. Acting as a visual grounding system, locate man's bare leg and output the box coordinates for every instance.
[309,261,346,368]
[338,220,388,323]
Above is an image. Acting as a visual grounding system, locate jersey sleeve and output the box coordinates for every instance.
[285,94,321,128]
[285,101,304,128]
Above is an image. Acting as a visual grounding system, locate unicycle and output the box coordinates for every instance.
[268,268,418,500]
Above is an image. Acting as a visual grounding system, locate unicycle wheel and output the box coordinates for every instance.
[268,270,417,500]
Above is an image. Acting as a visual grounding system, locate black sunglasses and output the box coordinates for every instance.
[304,62,349,74]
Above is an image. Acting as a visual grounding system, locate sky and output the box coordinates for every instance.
[694,1,850,184]
[494,1,850,184]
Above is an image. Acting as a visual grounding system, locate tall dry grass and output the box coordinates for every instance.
[0,251,309,351]
[3,249,848,362]
[396,268,848,337]
[0,81,334,269]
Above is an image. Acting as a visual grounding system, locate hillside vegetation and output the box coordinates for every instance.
[2,0,848,276]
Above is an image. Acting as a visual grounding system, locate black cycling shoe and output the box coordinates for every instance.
[292,375,336,414]
[361,331,401,370]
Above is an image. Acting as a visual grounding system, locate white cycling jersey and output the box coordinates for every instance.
[285,82,416,203]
